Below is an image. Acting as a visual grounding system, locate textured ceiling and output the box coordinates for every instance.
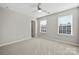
[0,3,79,18]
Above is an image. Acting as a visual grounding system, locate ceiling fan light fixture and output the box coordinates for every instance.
[38,9,42,12]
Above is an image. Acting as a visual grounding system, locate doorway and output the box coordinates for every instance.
[31,20,35,38]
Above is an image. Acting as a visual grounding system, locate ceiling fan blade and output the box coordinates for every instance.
[42,9,50,14]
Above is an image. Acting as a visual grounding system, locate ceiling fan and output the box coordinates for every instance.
[32,3,50,14]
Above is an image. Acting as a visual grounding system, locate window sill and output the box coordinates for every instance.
[58,33,73,36]
[40,32,47,33]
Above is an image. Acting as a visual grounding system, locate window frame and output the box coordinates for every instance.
[58,15,73,36]
[40,20,47,33]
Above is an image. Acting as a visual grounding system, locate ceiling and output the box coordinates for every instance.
[0,3,79,18]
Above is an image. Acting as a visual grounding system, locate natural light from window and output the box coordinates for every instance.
[40,20,47,33]
[58,15,72,35]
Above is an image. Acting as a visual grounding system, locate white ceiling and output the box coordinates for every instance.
[0,3,79,18]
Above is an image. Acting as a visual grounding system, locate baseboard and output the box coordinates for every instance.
[37,37,79,47]
[0,37,31,47]
[53,39,79,47]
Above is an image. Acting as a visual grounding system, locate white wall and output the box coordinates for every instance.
[37,7,79,45]
[0,7,31,45]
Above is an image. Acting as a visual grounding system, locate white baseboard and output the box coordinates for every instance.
[53,39,79,47]
[55,40,79,47]
[0,37,31,47]
[38,37,79,47]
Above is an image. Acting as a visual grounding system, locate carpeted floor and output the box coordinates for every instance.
[0,38,79,55]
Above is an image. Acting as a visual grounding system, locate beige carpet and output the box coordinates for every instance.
[0,38,79,55]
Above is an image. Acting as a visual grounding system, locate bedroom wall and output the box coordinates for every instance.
[37,7,79,45]
[0,7,31,45]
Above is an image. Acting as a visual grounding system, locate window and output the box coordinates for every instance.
[40,20,47,33]
[58,15,73,35]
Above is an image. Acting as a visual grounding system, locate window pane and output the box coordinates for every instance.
[67,25,71,30]
[58,15,72,35]
[67,29,71,34]
[41,26,46,29]
[41,30,46,32]
[67,25,71,34]
[40,20,47,25]
[59,30,62,33]
[63,26,66,30]
[59,26,62,30]
[40,20,47,32]
[62,30,66,33]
